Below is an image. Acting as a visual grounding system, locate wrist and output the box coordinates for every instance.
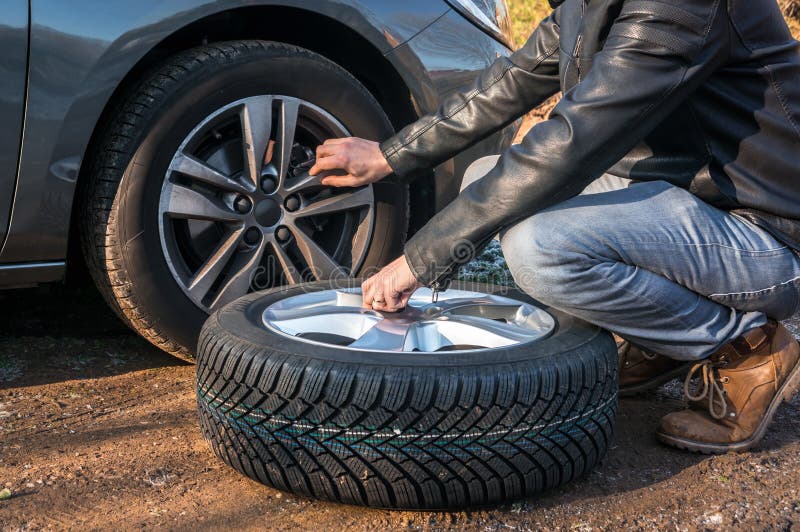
[378,153,392,177]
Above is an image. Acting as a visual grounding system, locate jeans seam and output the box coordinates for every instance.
[709,274,800,298]
[611,239,789,255]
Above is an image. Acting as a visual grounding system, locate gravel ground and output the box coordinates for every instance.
[1,271,799,530]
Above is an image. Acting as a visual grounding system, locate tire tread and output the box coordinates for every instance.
[195,292,618,509]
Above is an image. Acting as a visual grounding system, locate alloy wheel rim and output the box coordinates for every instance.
[262,288,556,353]
[158,95,376,313]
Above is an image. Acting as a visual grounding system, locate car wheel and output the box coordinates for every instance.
[80,41,408,358]
[196,280,618,509]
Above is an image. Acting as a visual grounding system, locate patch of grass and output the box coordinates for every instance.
[508,0,552,47]
[787,16,800,38]
[458,241,515,286]
[781,0,800,19]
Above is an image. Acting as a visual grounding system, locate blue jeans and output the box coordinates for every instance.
[464,158,800,361]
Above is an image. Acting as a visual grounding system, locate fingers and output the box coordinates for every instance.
[382,289,405,313]
[314,145,339,160]
[361,255,420,313]
[368,292,401,313]
[309,154,345,176]
[320,174,360,187]
[397,289,415,309]
[311,140,349,176]
[314,138,349,162]
[319,137,349,147]
[361,272,400,312]
[361,276,376,308]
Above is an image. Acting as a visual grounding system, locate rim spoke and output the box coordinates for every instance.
[266,305,363,322]
[276,99,301,186]
[170,153,249,194]
[269,238,304,285]
[209,238,267,310]
[187,229,244,303]
[288,224,345,279]
[293,187,373,219]
[440,315,536,343]
[240,96,273,189]
[348,319,413,351]
[283,171,325,194]
[163,183,243,222]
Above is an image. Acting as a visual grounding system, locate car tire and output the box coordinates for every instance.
[80,41,408,358]
[196,280,618,510]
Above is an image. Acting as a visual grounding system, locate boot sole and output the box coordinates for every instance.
[655,349,800,454]
[619,362,691,397]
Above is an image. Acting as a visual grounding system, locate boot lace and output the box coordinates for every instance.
[684,360,729,420]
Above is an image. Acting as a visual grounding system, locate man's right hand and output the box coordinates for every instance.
[309,137,393,187]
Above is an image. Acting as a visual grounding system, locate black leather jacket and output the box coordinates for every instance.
[380,0,800,287]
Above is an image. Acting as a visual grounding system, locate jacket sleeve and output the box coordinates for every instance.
[379,11,562,181]
[403,0,730,286]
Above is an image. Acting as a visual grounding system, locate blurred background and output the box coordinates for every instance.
[508,0,800,47]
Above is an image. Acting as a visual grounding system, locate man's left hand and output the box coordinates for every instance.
[362,255,422,312]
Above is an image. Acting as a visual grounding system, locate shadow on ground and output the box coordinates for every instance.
[0,285,187,389]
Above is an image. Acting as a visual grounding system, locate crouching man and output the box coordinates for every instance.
[309,0,800,453]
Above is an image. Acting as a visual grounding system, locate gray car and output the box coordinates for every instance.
[0,0,518,356]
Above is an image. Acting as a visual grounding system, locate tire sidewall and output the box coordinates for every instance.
[113,43,407,352]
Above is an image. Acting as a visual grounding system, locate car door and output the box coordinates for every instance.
[0,2,28,251]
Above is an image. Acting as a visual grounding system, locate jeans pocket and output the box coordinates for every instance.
[710,276,800,320]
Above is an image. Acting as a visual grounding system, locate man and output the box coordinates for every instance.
[308,0,800,454]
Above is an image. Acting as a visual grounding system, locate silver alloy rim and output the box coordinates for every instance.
[262,288,556,353]
[158,96,376,312]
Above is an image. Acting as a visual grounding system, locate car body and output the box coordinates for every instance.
[0,0,517,287]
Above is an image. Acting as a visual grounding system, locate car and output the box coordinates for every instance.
[0,0,519,357]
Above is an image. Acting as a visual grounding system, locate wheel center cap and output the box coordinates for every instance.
[254,198,282,227]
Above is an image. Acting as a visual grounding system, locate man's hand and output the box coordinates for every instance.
[309,137,393,187]
[362,255,422,313]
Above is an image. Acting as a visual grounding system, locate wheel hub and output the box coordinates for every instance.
[253,197,282,227]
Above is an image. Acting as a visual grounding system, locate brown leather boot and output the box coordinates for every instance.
[656,321,800,453]
[616,335,690,396]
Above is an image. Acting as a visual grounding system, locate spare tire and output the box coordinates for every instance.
[196,280,617,509]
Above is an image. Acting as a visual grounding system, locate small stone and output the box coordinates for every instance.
[0,488,11,500]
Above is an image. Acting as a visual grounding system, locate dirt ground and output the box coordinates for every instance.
[0,286,799,531]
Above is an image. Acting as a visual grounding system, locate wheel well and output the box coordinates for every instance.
[67,5,436,283]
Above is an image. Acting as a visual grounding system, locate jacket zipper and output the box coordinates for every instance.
[430,279,454,302]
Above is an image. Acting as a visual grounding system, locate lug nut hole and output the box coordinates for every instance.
[260,176,277,194]
[244,227,262,245]
[234,195,252,214]
[284,195,300,212]
[276,226,291,243]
